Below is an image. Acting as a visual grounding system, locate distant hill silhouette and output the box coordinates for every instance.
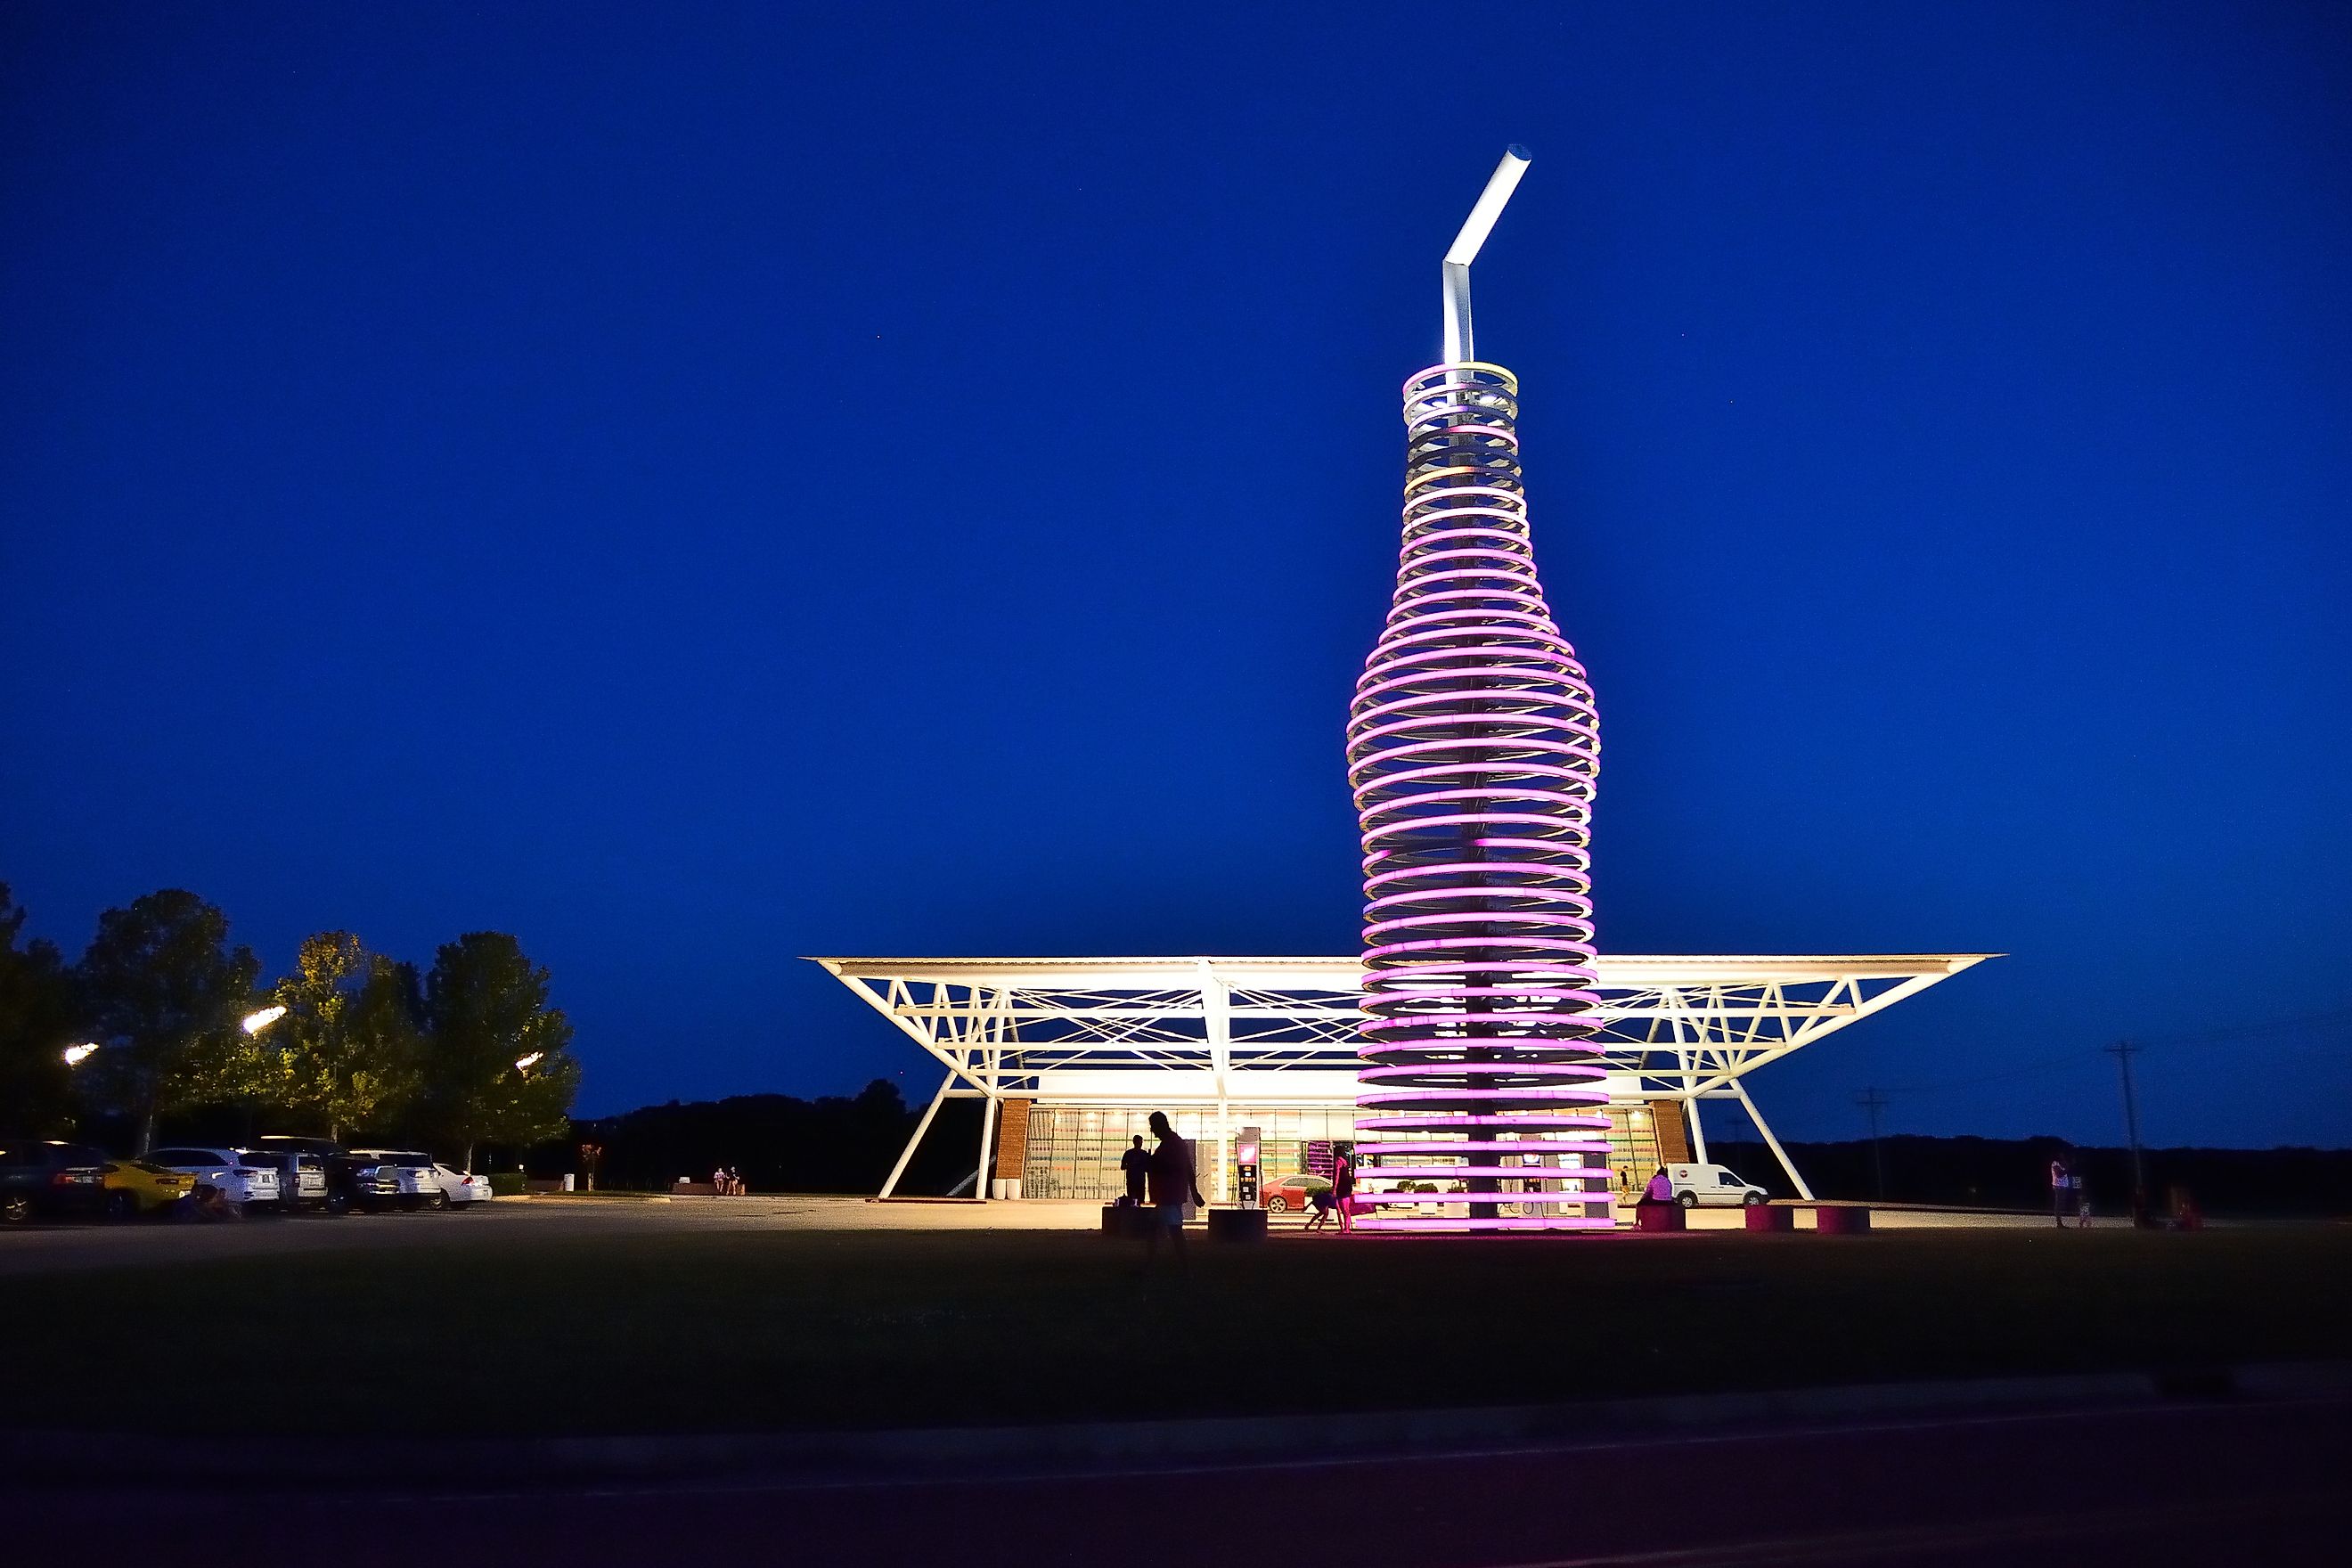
[1706,1133,2352,1218]
[566,1081,985,1196]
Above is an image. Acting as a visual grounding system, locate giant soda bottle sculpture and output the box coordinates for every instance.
[1347,149,1613,1231]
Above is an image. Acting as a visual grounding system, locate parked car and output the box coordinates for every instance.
[145,1147,281,1209]
[1662,1163,1771,1208]
[250,1136,401,1214]
[0,1139,110,1223]
[348,1148,445,1211]
[1260,1171,1332,1213]
[236,1147,329,1213]
[100,1159,197,1217]
[429,1163,494,1206]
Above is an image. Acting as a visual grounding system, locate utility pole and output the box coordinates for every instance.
[1855,1087,1889,1199]
[2104,1040,2146,1223]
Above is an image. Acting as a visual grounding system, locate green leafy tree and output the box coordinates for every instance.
[419,932,579,1170]
[77,889,260,1152]
[269,931,424,1141]
[0,883,82,1136]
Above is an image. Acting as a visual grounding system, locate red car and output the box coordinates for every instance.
[1260,1172,1333,1213]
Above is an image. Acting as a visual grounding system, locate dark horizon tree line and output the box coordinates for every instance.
[0,880,578,1169]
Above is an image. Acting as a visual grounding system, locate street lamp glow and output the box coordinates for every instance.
[241,1005,289,1035]
[61,1041,101,1066]
[514,1051,544,1073]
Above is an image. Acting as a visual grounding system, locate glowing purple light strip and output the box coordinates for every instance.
[1352,1213,1606,1230]
[1349,359,1606,1232]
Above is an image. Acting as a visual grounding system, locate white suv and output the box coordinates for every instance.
[240,1147,329,1211]
[1665,1164,1771,1208]
[145,1147,282,1209]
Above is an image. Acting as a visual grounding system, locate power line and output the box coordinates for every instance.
[1881,1004,2352,1098]
[1882,1052,2095,1098]
[2137,1005,2352,1050]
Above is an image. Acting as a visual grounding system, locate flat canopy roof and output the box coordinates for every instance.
[811,954,1995,988]
[813,954,1998,1204]
[811,953,1997,1098]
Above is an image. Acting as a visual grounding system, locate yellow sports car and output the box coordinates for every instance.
[101,1160,197,1218]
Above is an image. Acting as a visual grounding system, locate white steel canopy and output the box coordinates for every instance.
[812,953,1994,1203]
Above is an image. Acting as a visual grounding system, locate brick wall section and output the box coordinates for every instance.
[1651,1099,1694,1165]
[993,1098,1033,1180]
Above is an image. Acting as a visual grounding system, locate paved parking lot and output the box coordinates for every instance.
[0,1191,2070,1277]
[0,1193,1088,1275]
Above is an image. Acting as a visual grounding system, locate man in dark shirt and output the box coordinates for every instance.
[1144,1110,1204,1264]
[1118,1135,1150,1205]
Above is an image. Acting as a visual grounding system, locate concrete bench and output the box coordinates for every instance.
[1744,1203,1794,1231]
[1206,1207,1268,1244]
[670,1181,718,1197]
[1812,1204,1872,1234]
[1099,1204,1156,1237]
[1631,1203,1686,1232]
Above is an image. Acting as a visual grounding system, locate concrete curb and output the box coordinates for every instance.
[7,1360,2348,1490]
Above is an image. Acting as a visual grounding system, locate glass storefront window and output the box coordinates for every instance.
[1023,1101,1674,1204]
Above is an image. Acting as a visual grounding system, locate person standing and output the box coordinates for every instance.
[1119,1134,1150,1206]
[2049,1156,2070,1229]
[1333,1147,1358,1233]
[1143,1111,1204,1266]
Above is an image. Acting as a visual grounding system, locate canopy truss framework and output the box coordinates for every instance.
[810,954,1995,1206]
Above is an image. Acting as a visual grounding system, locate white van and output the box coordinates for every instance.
[1665,1164,1770,1208]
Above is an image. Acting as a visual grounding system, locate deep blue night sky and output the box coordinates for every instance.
[5,4,2347,1145]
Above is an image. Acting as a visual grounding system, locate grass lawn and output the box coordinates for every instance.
[19,1225,2351,1436]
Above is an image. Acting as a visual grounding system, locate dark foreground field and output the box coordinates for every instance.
[13,1217,2350,1435]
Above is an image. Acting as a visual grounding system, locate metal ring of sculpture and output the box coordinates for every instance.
[1347,361,1612,1231]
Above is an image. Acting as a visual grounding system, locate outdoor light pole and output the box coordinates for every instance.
[1855,1086,1889,1199]
[2105,1039,2146,1221]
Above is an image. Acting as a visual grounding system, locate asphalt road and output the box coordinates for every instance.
[16,1392,2346,1564]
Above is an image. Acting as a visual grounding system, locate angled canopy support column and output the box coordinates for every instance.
[1730,1078,1814,1201]
[878,1067,957,1199]
[1664,986,1709,1164]
[1202,960,1232,1204]
[974,1082,1000,1204]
